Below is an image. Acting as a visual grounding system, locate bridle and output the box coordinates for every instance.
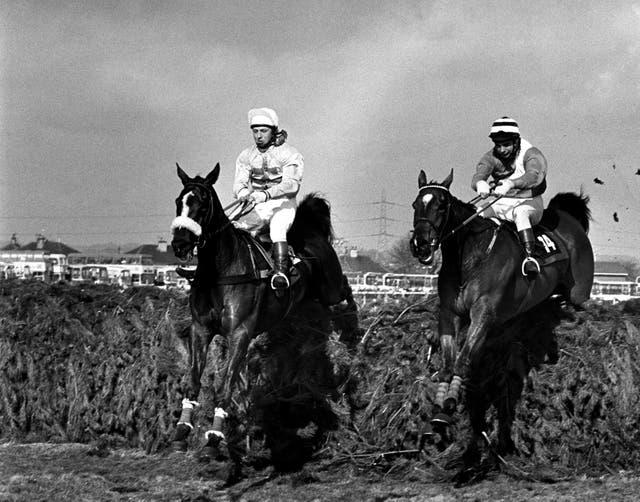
[412,184,503,250]
[412,184,453,247]
[178,182,231,249]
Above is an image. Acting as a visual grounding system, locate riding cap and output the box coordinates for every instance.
[489,116,520,139]
[248,108,279,128]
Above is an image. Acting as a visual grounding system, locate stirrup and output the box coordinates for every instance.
[270,271,290,290]
[521,256,540,277]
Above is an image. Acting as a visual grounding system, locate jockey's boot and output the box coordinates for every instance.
[518,228,541,278]
[270,241,290,295]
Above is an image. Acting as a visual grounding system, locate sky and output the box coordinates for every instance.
[1,0,639,260]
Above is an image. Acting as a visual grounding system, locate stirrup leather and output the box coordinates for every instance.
[270,271,290,290]
[521,256,541,276]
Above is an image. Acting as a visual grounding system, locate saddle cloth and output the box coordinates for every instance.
[489,218,569,267]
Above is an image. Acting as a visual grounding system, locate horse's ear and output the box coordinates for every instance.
[418,170,427,188]
[205,163,220,186]
[176,163,190,185]
[442,169,453,188]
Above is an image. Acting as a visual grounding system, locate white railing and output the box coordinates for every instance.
[345,273,640,305]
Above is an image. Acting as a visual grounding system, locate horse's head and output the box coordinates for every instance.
[410,169,453,265]
[170,163,223,261]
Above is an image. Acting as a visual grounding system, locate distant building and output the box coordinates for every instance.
[1,234,22,251]
[19,233,79,255]
[125,238,182,266]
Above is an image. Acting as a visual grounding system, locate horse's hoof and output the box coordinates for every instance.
[172,423,192,444]
[170,440,188,453]
[198,435,226,463]
[198,445,221,463]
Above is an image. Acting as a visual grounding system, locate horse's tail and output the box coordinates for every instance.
[289,193,335,244]
[547,191,591,233]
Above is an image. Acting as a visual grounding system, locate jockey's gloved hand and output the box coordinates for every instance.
[475,180,491,197]
[494,179,515,196]
[250,191,268,204]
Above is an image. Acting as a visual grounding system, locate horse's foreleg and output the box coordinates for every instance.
[203,317,254,454]
[446,306,495,413]
[436,308,461,381]
[431,310,461,431]
[173,322,213,450]
[433,309,460,412]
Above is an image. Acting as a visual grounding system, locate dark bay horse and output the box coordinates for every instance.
[169,163,353,471]
[410,169,593,436]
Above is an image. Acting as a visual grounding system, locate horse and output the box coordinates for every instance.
[410,169,594,458]
[169,163,357,475]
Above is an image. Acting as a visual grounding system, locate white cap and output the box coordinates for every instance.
[248,107,279,128]
[489,116,520,137]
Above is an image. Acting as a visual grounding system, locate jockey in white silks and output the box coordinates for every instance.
[233,107,304,292]
[471,116,548,278]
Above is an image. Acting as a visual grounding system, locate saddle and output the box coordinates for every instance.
[488,210,568,267]
[226,232,343,305]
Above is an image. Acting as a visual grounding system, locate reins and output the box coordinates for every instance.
[414,185,502,242]
[183,184,254,248]
[196,193,274,286]
[441,193,502,242]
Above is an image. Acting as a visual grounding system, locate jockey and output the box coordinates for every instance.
[233,107,304,292]
[471,117,548,278]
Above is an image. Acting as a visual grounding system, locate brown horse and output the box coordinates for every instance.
[410,169,593,429]
[170,163,356,474]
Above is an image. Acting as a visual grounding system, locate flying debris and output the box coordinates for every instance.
[593,178,604,185]
[612,163,616,169]
[635,169,640,175]
[613,212,619,222]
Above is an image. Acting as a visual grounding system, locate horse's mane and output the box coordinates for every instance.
[288,193,334,247]
[547,191,591,233]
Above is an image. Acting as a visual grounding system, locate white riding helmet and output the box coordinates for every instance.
[489,116,520,138]
[248,108,279,128]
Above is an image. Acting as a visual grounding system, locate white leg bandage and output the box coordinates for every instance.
[177,398,200,429]
[205,407,229,441]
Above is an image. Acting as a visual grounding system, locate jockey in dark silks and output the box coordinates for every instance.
[233,107,304,292]
[471,116,547,278]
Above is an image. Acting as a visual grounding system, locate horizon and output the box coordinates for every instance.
[2,233,638,267]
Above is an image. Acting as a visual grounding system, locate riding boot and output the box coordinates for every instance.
[518,228,541,278]
[270,241,290,293]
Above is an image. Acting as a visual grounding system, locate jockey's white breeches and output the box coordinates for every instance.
[478,195,544,231]
[253,197,297,242]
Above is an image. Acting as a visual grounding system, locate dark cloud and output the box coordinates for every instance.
[2,1,640,254]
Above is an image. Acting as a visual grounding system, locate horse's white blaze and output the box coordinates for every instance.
[170,191,202,236]
[422,193,434,207]
[180,192,192,217]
